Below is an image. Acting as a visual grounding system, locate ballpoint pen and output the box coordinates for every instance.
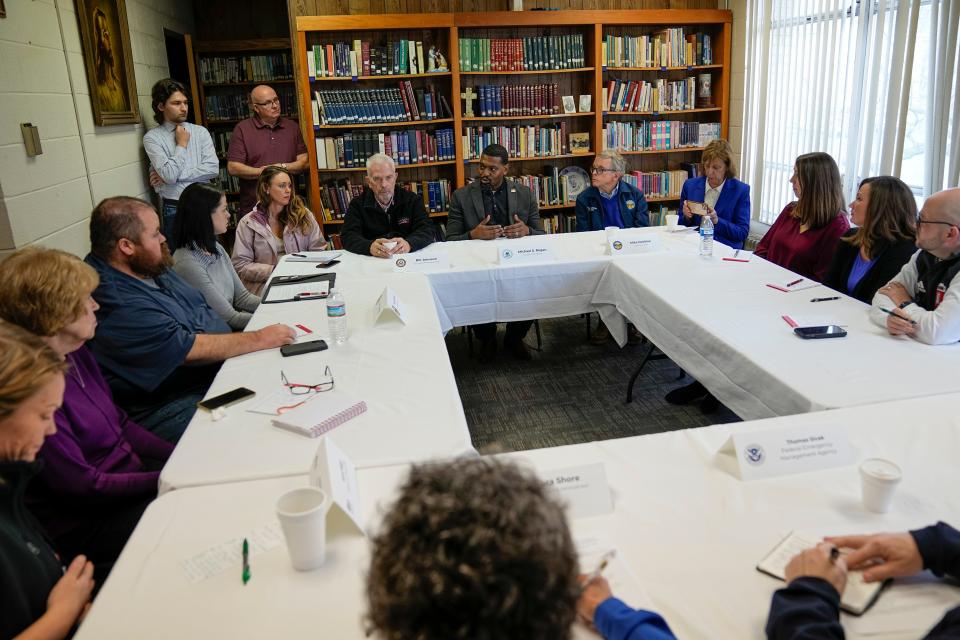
[242,538,251,585]
[785,278,804,287]
[583,550,616,585]
[810,296,840,302]
[878,307,918,325]
[733,249,740,258]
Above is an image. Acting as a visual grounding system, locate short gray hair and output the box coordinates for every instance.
[366,153,396,174]
[595,149,626,174]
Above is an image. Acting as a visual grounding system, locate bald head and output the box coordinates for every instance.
[250,85,280,124]
[925,188,960,226]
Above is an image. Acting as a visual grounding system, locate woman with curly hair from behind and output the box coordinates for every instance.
[366,456,676,640]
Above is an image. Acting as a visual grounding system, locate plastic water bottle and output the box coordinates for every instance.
[326,289,347,344]
[699,215,714,257]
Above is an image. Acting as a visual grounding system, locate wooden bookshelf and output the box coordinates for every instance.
[295,9,732,234]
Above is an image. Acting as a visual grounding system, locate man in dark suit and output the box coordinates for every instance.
[446,144,543,362]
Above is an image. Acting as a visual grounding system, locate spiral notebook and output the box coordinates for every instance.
[271,392,367,438]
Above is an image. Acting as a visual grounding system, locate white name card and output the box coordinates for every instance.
[498,240,555,265]
[541,463,613,519]
[309,437,365,535]
[609,234,662,256]
[393,249,450,273]
[717,424,855,481]
[374,286,407,326]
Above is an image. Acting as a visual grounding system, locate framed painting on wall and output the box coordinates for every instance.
[76,0,140,125]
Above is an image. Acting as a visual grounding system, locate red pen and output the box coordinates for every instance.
[785,278,803,287]
[781,315,798,328]
[295,324,312,334]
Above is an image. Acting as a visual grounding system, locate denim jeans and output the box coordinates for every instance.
[162,200,178,242]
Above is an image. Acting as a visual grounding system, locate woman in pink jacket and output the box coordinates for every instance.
[232,166,327,294]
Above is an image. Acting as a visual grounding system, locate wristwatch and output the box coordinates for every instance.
[898,300,912,309]
[281,163,287,169]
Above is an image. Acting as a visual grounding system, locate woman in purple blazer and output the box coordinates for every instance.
[679,139,751,249]
[0,247,173,583]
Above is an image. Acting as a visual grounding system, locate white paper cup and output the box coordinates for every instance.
[277,487,330,570]
[605,226,619,239]
[859,458,902,513]
[665,214,680,229]
[382,241,398,251]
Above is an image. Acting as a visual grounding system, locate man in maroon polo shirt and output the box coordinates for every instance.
[226,84,309,215]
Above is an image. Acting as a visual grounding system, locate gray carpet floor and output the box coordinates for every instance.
[445,315,741,453]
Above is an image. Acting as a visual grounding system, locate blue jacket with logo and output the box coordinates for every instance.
[678,176,751,249]
[575,180,649,232]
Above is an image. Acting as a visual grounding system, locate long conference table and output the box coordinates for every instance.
[77,392,960,639]
[81,226,960,638]
[159,227,960,492]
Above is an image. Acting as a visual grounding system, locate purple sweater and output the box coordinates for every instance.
[26,346,174,538]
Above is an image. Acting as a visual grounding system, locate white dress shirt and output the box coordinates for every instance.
[142,121,219,201]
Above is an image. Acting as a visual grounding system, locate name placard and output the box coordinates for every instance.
[498,240,555,265]
[540,463,613,519]
[374,286,407,326]
[609,234,662,256]
[717,424,855,481]
[309,437,365,535]
[393,249,450,273]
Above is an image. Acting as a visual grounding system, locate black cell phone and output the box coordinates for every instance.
[794,325,848,339]
[315,260,340,269]
[280,339,329,357]
[197,387,256,411]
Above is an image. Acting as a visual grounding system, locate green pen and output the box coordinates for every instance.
[242,538,251,585]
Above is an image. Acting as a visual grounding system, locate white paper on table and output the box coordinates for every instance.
[767,278,820,293]
[245,389,319,416]
[575,533,655,614]
[722,250,753,262]
[181,521,284,584]
[285,251,341,263]
[264,280,331,303]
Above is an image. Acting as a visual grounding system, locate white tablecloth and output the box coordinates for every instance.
[158,269,474,492]
[592,244,960,420]
[79,393,960,640]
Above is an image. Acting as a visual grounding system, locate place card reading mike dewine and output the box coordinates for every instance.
[540,463,613,519]
[718,424,855,481]
[609,234,662,256]
[393,249,450,273]
[497,240,555,265]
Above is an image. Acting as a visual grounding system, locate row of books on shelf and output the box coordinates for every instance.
[621,169,691,199]
[458,35,586,72]
[212,130,234,157]
[320,178,452,220]
[603,121,720,152]
[199,53,294,84]
[472,83,562,117]
[541,214,577,234]
[315,128,457,169]
[506,169,574,207]
[603,77,698,112]
[312,84,452,126]
[463,123,575,159]
[602,30,713,68]
[205,85,296,121]
[217,167,240,193]
[647,204,681,226]
[307,39,444,79]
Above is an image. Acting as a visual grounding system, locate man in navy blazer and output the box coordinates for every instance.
[575,150,649,232]
[678,139,751,250]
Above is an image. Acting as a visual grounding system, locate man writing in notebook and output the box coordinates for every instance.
[766,523,960,638]
[870,187,960,344]
[340,153,435,257]
[85,196,295,442]
[445,143,543,362]
[226,85,309,215]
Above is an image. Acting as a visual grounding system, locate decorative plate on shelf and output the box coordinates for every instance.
[559,166,591,199]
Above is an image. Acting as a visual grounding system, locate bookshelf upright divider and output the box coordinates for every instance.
[295,9,731,236]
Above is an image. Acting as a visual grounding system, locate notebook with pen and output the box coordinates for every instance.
[271,391,367,438]
[262,273,336,304]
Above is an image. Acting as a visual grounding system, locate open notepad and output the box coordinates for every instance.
[271,391,367,438]
[757,531,888,615]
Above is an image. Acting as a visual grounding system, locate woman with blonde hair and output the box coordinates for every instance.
[755,152,850,281]
[823,176,917,303]
[0,321,95,640]
[678,139,751,249]
[0,247,173,586]
[232,165,327,294]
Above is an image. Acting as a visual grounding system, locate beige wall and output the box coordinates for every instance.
[0,0,193,258]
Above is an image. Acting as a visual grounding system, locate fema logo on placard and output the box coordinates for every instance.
[612,240,623,251]
[743,444,765,466]
[395,258,407,268]
[502,249,513,260]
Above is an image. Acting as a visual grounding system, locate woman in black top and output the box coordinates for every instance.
[823,176,917,303]
[0,322,94,639]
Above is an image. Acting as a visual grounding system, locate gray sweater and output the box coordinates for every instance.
[172,244,260,330]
